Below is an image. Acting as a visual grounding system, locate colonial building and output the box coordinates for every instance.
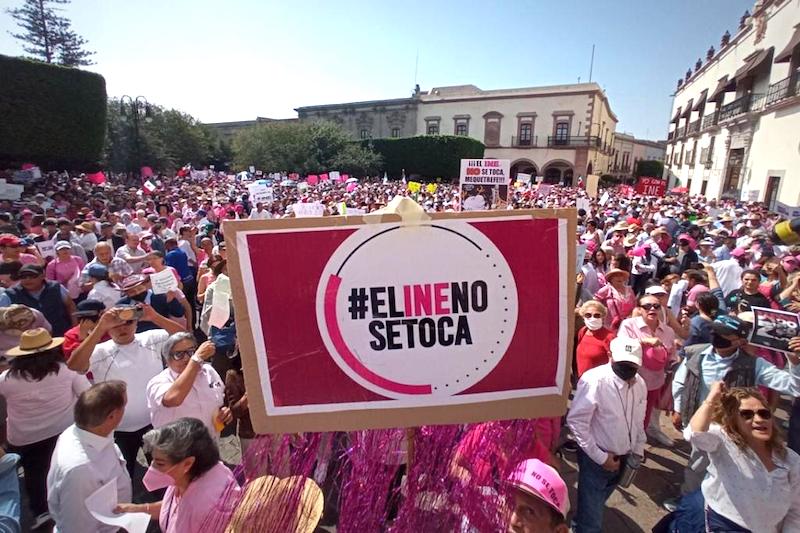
[609,133,667,180]
[665,0,800,209]
[295,82,618,184]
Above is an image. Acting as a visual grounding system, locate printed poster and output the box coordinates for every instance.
[635,177,667,197]
[750,306,800,353]
[225,209,576,433]
[459,159,510,211]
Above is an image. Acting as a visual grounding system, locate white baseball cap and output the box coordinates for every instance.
[645,285,667,296]
[610,337,643,366]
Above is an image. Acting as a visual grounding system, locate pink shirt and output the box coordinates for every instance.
[0,365,90,445]
[159,462,240,533]
[619,316,677,391]
[45,256,85,285]
[0,253,39,265]
[594,284,636,329]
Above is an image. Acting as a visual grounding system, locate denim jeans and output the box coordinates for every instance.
[0,452,21,533]
[572,448,622,533]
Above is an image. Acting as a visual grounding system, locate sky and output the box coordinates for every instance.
[0,0,754,140]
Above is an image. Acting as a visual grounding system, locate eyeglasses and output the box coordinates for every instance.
[583,313,603,319]
[170,349,196,361]
[641,303,662,311]
[739,409,772,421]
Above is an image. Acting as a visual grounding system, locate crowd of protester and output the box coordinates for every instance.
[0,168,799,532]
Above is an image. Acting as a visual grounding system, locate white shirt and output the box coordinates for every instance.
[87,280,123,310]
[687,424,800,532]
[462,195,487,211]
[47,425,132,533]
[76,232,98,253]
[712,259,744,297]
[88,330,168,431]
[114,245,147,274]
[146,364,225,436]
[567,362,647,465]
[0,366,90,445]
[178,239,197,266]
[249,208,271,220]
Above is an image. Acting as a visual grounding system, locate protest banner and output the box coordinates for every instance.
[0,179,24,200]
[776,202,800,219]
[426,183,438,194]
[536,183,553,198]
[749,307,800,353]
[619,185,635,198]
[247,183,273,204]
[329,171,340,182]
[307,175,319,186]
[149,269,179,295]
[635,177,666,197]
[516,173,532,185]
[586,174,599,198]
[36,239,55,259]
[599,191,611,206]
[407,181,422,193]
[292,202,325,218]
[225,206,576,433]
[459,159,510,211]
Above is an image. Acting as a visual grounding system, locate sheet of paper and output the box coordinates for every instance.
[149,268,179,295]
[36,239,56,258]
[293,202,325,218]
[85,477,150,533]
[209,275,232,329]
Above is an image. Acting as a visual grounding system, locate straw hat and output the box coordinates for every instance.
[6,328,64,357]
[225,475,323,533]
[605,268,630,281]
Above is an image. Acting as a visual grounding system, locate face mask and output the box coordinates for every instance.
[129,291,147,303]
[711,333,733,350]
[142,464,178,492]
[611,361,638,381]
[584,317,604,331]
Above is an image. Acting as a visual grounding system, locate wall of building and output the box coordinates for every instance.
[297,99,418,140]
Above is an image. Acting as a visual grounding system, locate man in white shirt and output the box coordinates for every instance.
[114,233,153,274]
[567,337,647,533]
[67,304,184,477]
[249,202,271,220]
[47,381,132,533]
[177,226,198,270]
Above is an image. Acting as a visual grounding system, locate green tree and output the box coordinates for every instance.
[634,159,665,179]
[6,0,94,66]
[232,121,382,175]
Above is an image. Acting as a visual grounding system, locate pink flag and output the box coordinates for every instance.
[346,182,358,193]
[319,174,328,182]
[340,174,349,183]
[289,173,300,180]
[86,171,106,185]
[21,163,36,170]
[307,175,319,186]
[140,166,154,178]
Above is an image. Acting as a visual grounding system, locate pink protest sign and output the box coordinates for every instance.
[307,175,319,186]
[346,182,358,193]
[140,166,154,178]
[86,171,106,185]
[320,173,329,182]
[340,174,349,183]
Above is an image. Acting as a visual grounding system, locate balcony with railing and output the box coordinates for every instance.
[701,110,720,130]
[719,93,765,122]
[511,135,538,147]
[667,130,675,141]
[765,75,799,107]
[687,119,701,136]
[546,135,603,148]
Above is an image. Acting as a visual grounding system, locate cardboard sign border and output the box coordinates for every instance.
[223,209,576,434]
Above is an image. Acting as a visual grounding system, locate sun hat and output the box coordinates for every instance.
[506,459,570,519]
[77,222,96,233]
[623,235,638,248]
[6,328,65,357]
[611,222,629,233]
[610,336,643,366]
[605,268,630,281]
[224,475,323,533]
[699,238,715,247]
[120,274,148,291]
[54,241,72,251]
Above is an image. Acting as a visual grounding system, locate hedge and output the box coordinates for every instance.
[360,135,485,180]
[0,54,107,169]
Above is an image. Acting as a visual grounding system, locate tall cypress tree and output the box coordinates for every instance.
[6,0,93,66]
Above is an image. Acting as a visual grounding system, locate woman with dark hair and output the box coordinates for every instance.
[0,328,90,527]
[115,417,240,533]
[688,383,800,531]
[197,255,223,304]
[683,292,719,348]
[589,248,608,287]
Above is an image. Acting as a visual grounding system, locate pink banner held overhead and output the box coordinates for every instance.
[86,171,106,185]
[346,182,358,193]
[21,163,36,170]
[340,174,349,183]
[140,166,154,178]
[307,175,319,186]
[320,173,329,182]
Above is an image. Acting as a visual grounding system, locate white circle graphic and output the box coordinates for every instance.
[315,220,519,399]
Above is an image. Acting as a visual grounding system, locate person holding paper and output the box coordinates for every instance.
[47,381,132,533]
[142,251,182,290]
[114,418,240,533]
[46,241,85,300]
[146,334,230,437]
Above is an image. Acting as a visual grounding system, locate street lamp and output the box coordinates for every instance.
[119,95,153,174]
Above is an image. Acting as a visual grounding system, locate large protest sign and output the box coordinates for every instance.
[635,177,666,197]
[586,174,599,198]
[225,208,576,433]
[459,159,510,211]
[247,182,273,204]
[292,202,325,218]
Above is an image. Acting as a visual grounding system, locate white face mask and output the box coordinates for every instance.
[584,317,604,331]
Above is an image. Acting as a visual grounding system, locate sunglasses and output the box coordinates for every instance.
[641,303,661,311]
[169,349,196,361]
[739,409,772,421]
[583,313,603,319]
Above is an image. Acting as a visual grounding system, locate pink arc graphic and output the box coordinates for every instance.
[323,274,432,395]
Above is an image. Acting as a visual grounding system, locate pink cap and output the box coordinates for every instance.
[730,247,747,257]
[507,459,569,518]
